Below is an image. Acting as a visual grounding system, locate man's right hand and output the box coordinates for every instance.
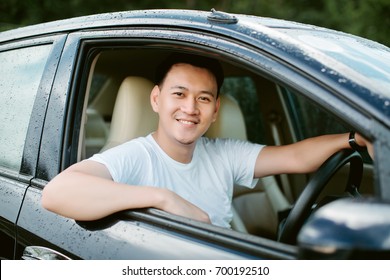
[157,188,211,224]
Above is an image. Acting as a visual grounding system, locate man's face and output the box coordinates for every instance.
[151,63,220,147]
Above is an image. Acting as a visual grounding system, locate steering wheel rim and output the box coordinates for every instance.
[278,149,363,245]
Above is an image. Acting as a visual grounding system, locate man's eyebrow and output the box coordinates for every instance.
[170,86,217,97]
[170,85,188,91]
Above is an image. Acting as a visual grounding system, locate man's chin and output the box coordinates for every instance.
[174,135,198,146]
[177,138,196,146]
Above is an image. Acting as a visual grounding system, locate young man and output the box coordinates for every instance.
[42,53,372,228]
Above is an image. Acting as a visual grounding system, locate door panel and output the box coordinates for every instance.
[0,41,56,259]
[17,183,284,259]
[0,174,29,259]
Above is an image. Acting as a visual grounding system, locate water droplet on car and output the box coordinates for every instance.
[338,78,347,83]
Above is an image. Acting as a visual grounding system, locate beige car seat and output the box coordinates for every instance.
[206,95,290,238]
[84,108,110,158]
[100,76,157,151]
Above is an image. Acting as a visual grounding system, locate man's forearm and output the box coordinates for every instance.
[289,133,350,173]
[42,167,210,223]
[255,132,371,177]
[42,170,165,221]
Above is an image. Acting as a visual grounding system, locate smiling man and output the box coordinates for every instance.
[150,56,222,163]
[42,53,372,228]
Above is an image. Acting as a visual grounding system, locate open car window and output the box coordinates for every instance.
[70,38,374,246]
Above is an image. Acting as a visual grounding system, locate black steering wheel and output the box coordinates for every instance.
[278,149,363,245]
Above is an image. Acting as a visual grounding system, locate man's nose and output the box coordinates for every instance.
[181,97,199,114]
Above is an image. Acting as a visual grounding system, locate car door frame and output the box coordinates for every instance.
[0,34,66,259]
[18,28,297,260]
[15,21,385,259]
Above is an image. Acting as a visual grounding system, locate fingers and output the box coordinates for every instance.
[162,189,211,223]
[356,133,374,160]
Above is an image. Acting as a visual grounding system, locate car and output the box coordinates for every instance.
[1,8,389,260]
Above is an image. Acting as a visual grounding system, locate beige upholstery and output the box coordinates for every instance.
[84,108,110,158]
[206,95,246,141]
[206,95,290,238]
[101,76,157,151]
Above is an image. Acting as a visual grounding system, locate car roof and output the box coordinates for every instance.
[0,9,324,41]
[1,9,390,123]
[0,9,350,43]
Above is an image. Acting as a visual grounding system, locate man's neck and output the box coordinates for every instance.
[152,132,196,164]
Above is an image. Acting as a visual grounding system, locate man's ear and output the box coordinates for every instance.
[211,96,221,123]
[150,85,160,113]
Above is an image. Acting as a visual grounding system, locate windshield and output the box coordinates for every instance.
[278,29,390,97]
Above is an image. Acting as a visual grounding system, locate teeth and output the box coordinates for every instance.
[179,120,195,125]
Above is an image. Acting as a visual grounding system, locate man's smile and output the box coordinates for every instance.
[176,118,199,125]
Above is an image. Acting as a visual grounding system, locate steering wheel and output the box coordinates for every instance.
[278,149,363,245]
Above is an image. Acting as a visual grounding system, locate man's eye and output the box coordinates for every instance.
[199,96,211,102]
[173,92,184,97]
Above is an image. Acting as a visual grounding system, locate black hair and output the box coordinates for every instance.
[154,53,224,95]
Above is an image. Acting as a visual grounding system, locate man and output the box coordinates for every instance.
[42,53,372,227]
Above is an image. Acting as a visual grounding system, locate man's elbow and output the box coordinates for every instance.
[41,180,62,213]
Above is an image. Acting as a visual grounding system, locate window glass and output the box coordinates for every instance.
[0,44,51,171]
[221,77,266,144]
[282,87,372,163]
[282,87,348,140]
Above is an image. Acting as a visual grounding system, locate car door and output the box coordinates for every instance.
[12,17,385,259]
[0,35,65,259]
[12,25,302,259]
[1,35,66,260]
[14,20,379,259]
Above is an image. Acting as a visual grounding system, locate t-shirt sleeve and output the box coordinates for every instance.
[222,139,264,188]
[87,140,144,184]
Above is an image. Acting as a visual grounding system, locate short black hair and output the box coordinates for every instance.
[154,53,224,95]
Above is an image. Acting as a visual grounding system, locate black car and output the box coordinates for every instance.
[1,9,389,260]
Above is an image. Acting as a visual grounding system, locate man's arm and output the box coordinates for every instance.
[254,132,372,178]
[41,160,210,223]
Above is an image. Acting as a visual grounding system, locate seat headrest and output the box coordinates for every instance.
[101,76,157,151]
[205,94,247,140]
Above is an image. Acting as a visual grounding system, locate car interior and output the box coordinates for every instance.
[77,46,375,242]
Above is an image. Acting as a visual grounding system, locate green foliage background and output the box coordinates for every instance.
[1,0,389,46]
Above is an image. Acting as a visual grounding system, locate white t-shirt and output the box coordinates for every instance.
[89,134,264,228]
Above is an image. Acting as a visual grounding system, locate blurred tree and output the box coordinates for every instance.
[262,0,390,46]
[322,0,390,46]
